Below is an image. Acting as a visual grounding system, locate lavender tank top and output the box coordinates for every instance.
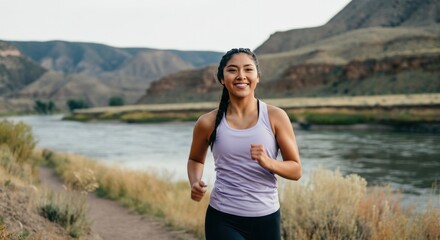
[210,100,280,217]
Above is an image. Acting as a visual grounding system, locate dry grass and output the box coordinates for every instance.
[0,119,37,166]
[41,149,440,240]
[36,188,90,238]
[280,168,440,240]
[280,169,368,239]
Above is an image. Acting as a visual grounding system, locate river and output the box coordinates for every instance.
[3,114,439,207]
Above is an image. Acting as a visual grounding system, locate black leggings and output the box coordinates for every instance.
[205,205,281,240]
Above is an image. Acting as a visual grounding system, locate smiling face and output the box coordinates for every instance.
[220,53,260,99]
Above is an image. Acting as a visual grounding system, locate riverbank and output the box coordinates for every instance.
[2,119,439,239]
[38,148,440,240]
[65,94,440,131]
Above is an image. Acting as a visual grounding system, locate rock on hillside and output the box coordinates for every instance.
[255,0,440,54]
[0,41,47,95]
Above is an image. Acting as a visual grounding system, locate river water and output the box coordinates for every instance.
[3,114,439,207]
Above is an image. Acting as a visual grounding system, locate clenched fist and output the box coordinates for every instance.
[250,144,271,169]
[191,180,207,202]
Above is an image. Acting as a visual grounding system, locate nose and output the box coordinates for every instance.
[237,69,246,79]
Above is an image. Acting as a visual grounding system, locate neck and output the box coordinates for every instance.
[227,96,257,117]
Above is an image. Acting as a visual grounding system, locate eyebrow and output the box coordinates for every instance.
[225,64,255,68]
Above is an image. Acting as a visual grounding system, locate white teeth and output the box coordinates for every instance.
[235,83,248,87]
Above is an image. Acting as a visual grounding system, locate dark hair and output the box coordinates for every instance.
[209,48,260,150]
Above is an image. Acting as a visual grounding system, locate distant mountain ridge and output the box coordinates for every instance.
[0,41,222,111]
[255,0,440,54]
[10,41,222,74]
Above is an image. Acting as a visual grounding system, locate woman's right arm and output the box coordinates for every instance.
[187,112,214,201]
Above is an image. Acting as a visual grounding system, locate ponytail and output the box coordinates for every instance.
[209,86,229,150]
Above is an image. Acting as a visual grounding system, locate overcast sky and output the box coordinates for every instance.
[1,0,351,52]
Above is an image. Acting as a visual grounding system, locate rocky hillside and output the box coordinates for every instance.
[138,25,440,103]
[0,41,46,95]
[255,0,440,54]
[137,0,440,104]
[0,41,222,112]
[258,53,440,98]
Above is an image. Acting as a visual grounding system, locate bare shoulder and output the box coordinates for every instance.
[267,104,292,134]
[195,109,217,132]
[267,104,290,122]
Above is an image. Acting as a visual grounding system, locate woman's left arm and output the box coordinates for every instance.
[250,106,302,180]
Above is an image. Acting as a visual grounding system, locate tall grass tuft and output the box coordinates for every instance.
[280,168,440,240]
[0,120,36,165]
[280,168,368,239]
[0,120,38,184]
[0,146,35,182]
[37,188,90,238]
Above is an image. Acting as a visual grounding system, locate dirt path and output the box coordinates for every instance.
[38,167,197,240]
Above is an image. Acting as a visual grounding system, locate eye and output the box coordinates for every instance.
[246,68,254,72]
[227,69,237,72]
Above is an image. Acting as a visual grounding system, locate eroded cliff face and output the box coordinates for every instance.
[137,66,221,104]
[140,53,440,103]
[260,54,440,97]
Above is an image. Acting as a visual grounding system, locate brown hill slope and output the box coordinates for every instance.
[137,24,440,103]
[102,50,195,90]
[255,0,440,54]
[12,71,134,111]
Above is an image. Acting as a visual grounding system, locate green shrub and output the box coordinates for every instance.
[38,190,90,238]
[34,100,56,114]
[62,114,91,122]
[108,96,124,106]
[66,99,90,112]
[304,112,371,125]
